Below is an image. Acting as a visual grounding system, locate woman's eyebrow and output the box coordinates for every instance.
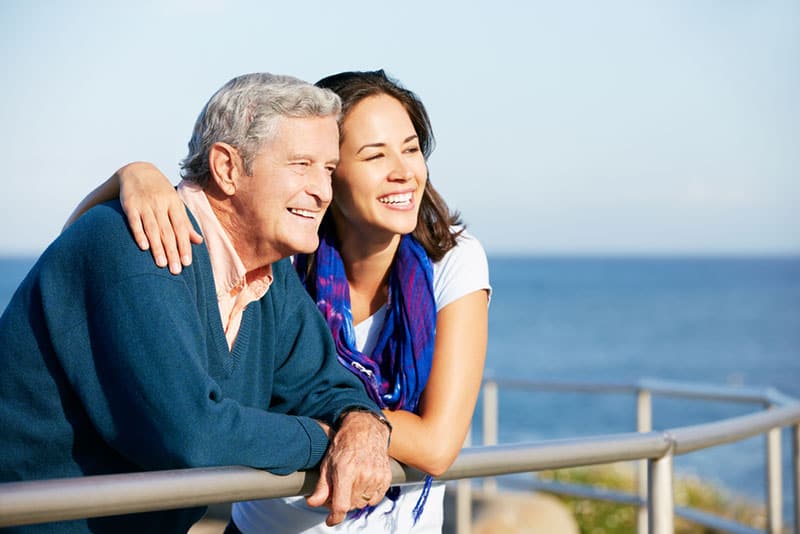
[356,135,419,155]
[356,142,385,155]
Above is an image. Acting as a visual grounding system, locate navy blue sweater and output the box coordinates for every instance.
[0,201,376,532]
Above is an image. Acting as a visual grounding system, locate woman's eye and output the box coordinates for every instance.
[364,153,384,161]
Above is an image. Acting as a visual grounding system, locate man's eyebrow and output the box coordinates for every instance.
[355,135,419,155]
[289,153,339,166]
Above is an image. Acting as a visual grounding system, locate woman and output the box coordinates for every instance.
[70,70,490,533]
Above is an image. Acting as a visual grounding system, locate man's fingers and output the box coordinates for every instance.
[365,489,384,507]
[326,509,347,527]
[305,481,328,507]
[329,473,354,524]
[305,464,331,508]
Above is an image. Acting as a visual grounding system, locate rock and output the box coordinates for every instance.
[472,491,579,534]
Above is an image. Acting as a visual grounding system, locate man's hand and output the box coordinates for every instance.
[315,420,332,438]
[306,411,392,526]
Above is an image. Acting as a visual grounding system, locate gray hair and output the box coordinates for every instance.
[180,73,341,187]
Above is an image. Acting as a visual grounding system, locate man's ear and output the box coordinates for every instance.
[208,142,243,196]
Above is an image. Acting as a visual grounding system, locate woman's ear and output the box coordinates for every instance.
[208,142,243,196]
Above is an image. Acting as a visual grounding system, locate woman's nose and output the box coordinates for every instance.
[389,156,414,182]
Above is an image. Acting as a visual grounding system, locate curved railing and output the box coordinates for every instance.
[0,378,798,534]
[475,377,800,534]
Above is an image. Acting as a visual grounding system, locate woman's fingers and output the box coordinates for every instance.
[126,208,150,252]
[168,203,202,268]
[140,207,168,269]
[155,208,181,274]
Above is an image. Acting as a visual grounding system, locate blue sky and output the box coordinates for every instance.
[1,1,797,256]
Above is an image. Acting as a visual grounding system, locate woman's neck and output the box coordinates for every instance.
[337,228,401,325]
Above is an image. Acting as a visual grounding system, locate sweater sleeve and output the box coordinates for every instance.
[267,260,380,425]
[62,271,327,474]
[47,204,328,475]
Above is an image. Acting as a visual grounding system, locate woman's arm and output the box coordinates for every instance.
[63,176,122,231]
[382,289,489,476]
[63,162,201,274]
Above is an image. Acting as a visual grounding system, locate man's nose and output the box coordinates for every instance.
[308,168,333,204]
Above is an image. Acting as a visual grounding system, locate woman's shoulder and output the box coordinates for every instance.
[431,226,491,310]
[434,226,487,268]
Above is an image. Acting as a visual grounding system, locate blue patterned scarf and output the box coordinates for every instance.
[295,224,437,523]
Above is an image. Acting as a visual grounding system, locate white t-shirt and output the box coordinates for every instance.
[232,230,490,534]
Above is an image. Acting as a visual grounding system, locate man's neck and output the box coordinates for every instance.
[205,190,281,273]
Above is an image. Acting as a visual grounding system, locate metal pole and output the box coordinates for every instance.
[482,380,498,495]
[636,389,652,534]
[648,453,674,534]
[456,429,472,534]
[793,424,799,534]
[766,425,783,534]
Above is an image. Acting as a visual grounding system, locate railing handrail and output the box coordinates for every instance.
[481,374,798,406]
[2,402,799,528]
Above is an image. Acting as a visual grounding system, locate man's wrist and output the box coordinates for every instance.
[335,407,392,446]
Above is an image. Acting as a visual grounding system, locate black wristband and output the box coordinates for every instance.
[335,407,392,446]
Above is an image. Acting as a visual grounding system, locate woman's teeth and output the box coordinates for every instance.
[379,192,412,205]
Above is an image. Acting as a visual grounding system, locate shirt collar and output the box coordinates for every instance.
[176,180,272,300]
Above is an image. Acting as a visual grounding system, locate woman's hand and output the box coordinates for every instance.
[118,162,202,274]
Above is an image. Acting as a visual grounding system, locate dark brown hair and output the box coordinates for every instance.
[316,70,463,262]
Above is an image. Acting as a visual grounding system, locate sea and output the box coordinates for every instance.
[1,255,798,516]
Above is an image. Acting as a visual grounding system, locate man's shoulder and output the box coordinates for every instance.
[51,200,198,282]
[64,200,130,245]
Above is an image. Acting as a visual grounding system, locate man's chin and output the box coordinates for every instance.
[291,237,320,256]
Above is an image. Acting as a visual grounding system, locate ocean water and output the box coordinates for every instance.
[481,256,800,515]
[1,255,798,512]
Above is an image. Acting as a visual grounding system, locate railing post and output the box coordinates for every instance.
[792,425,800,534]
[456,429,472,534]
[636,389,652,534]
[766,424,783,534]
[482,380,498,495]
[793,423,799,534]
[648,451,674,534]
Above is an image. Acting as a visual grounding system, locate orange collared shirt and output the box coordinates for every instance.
[177,180,273,350]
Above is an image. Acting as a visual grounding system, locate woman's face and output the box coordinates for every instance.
[331,93,428,244]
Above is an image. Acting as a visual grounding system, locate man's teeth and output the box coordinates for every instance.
[289,208,315,218]
[379,192,412,205]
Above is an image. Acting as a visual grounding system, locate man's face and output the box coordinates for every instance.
[233,115,339,261]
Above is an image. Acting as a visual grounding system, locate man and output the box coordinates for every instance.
[0,73,392,532]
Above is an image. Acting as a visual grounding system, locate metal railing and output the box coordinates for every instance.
[475,377,800,534]
[0,378,798,533]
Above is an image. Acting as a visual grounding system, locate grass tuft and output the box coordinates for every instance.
[535,464,766,533]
